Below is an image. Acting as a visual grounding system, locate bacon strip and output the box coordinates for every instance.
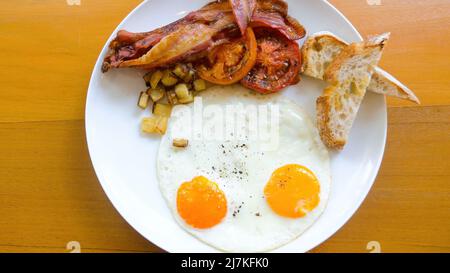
[102,2,235,72]
[102,0,305,73]
[229,0,256,35]
[119,24,217,70]
[255,0,288,16]
[251,10,305,40]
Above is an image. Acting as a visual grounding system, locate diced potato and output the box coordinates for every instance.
[175,83,194,104]
[143,72,153,87]
[179,93,194,104]
[141,116,168,135]
[153,103,172,117]
[147,87,165,102]
[193,79,206,92]
[167,90,179,105]
[183,69,195,83]
[150,70,164,89]
[173,138,189,148]
[175,84,190,99]
[157,117,169,134]
[141,117,157,133]
[173,64,188,79]
[137,91,150,109]
[161,70,178,87]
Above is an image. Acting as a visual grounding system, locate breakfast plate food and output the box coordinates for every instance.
[86,0,418,252]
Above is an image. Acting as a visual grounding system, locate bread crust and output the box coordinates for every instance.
[316,90,346,149]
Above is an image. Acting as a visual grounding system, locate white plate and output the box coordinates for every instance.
[86,0,387,253]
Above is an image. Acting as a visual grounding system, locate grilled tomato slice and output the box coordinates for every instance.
[242,28,301,94]
[197,28,257,85]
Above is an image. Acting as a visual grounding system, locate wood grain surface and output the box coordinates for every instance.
[0,0,449,253]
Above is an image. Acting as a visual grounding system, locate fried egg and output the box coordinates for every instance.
[157,85,330,252]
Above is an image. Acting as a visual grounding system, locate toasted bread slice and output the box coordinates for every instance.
[316,33,390,149]
[302,31,419,104]
[368,66,420,103]
[301,31,347,78]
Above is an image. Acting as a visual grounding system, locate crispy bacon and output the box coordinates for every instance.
[102,0,305,73]
[119,24,217,70]
[102,17,191,71]
[251,10,305,40]
[229,0,256,35]
[231,0,305,40]
[285,15,307,39]
[255,0,288,16]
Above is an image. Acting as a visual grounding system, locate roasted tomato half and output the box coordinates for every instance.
[241,28,301,94]
[196,28,257,85]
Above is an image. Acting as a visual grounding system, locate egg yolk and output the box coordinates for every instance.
[264,164,320,218]
[177,176,227,229]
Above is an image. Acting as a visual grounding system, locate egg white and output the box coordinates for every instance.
[157,85,331,252]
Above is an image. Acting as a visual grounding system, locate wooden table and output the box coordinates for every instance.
[0,0,449,253]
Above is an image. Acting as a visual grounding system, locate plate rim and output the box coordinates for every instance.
[85,0,387,253]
